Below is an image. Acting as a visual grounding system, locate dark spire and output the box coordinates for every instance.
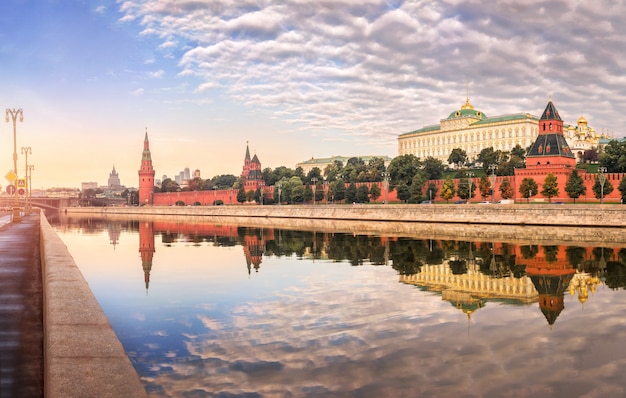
[142,129,152,161]
[540,100,562,121]
[245,141,251,162]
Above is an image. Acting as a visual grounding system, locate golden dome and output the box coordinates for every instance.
[577,114,588,125]
[461,97,474,110]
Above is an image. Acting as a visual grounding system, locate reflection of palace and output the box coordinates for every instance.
[399,243,611,326]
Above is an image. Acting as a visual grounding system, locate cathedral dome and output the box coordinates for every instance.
[577,114,588,126]
[446,98,487,120]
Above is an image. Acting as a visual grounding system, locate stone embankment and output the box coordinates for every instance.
[64,204,626,246]
[40,213,147,397]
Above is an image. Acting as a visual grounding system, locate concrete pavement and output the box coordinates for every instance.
[0,210,43,397]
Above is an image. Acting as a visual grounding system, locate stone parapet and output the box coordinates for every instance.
[64,203,626,228]
[39,213,147,397]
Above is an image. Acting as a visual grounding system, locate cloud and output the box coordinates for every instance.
[131,88,145,96]
[118,0,626,150]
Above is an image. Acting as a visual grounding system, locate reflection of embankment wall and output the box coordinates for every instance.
[62,205,626,246]
[40,213,148,398]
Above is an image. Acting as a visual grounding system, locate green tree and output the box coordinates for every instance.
[592,175,614,200]
[356,184,370,203]
[565,169,586,203]
[387,154,421,190]
[477,147,498,172]
[331,179,346,202]
[618,177,626,204]
[367,157,387,182]
[541,173,559,203]
[160,178,180,192]
[440,177,455,203]
[245,189,255,202]
[426,182,437,202]
[303,184,313,203]
[291,184,305,203]
[409,171,428,202]
[237,186,246,203]
[448,148,468,169]
[346,182,358,203]
[370,183,381,201]
[314,183,325,202]
[511,144,526,160]
[396,184,411,203]
[519,178,538,202]
[457,178,476,200]
[305,167,323,184]
[478,175,491,199]
[323,160,343,182]
[423,157,445,180]
[211,174,238,189]
[499,177,514,199]
[599,140,626,173]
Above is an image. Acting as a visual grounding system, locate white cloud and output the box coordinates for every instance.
[131,88,145,96]
[118,0,626,151]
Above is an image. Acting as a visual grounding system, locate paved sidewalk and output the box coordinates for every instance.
[0,211,43,397]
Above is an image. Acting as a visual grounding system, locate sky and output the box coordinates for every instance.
[1,0,626,189]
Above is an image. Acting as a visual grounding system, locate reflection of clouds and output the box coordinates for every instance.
[139,266,626,397]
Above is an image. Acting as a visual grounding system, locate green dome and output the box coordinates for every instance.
[446,98,487,120]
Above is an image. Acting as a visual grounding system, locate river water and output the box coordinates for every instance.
[50,214,626,398]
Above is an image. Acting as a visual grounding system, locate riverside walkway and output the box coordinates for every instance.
[0,211,43,397]
[0,210,147,398]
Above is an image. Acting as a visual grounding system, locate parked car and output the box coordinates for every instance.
[477,201,491,205]
[420,200,433,204]
[497,199,514,204]
[454,200,467,204]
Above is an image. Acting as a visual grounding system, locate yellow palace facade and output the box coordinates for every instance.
[398,99,540,163]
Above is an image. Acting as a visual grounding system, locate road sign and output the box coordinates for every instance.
[5,170,16,183]
[18,188,25,196]
[6,185,15,195]
[16,178,26,188]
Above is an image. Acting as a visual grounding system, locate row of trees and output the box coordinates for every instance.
[148,139,626,204]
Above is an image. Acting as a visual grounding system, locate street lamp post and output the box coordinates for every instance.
[311,177,318,205]
[382,172,389,204]
[6,109,23,176]
[598,167,607,204]
[21,146,31,209]
[489,164,497,203]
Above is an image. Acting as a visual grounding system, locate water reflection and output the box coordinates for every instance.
[52,215,626,397]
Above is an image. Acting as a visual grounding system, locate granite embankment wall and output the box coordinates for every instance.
[39,213,147,397]
[64,204,626,245]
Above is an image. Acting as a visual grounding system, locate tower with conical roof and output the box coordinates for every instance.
[139,221,155,294]
[138,130,155,205]
[514,99,579,201]
[525,100,576,168]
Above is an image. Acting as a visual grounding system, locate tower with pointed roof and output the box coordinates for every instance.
[525,100,576,168]
[108,165,121,189]
[241,142,264,193]
[138,131,155,205]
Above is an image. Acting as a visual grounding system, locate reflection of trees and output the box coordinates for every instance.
[566,246,586,269]
[389,239,425,275]
[606,261,626,290]
[520,245,538,259]
[543,246,559,263]
[449,260,467,275]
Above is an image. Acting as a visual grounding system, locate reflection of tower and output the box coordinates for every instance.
[138,130,156,205]
[523,245,576,327]
[139,221,155,294]
[107,222,121,250]
[242,230,264,275]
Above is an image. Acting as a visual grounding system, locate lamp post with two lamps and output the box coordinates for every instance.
[598,167,607,204]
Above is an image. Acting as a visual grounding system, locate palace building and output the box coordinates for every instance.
[398,98,610,164]
[398,98,539,164]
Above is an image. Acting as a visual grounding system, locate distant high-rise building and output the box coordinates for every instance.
[184,167,191,181]
[108,165,121,189]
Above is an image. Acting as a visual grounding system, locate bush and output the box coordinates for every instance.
[213,199,224,206]
[175,200,185,206]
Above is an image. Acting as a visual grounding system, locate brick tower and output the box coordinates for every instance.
[241,142,264,192]
[138,131,155,205]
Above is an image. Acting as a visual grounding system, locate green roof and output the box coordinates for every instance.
[399,124,440,137]
[471,113,538,126]
[298,155,392,166]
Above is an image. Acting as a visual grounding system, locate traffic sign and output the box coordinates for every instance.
[5,170,16,183]
[18,188,25,196]
[17,178,26,188]
[6,185,15,195]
